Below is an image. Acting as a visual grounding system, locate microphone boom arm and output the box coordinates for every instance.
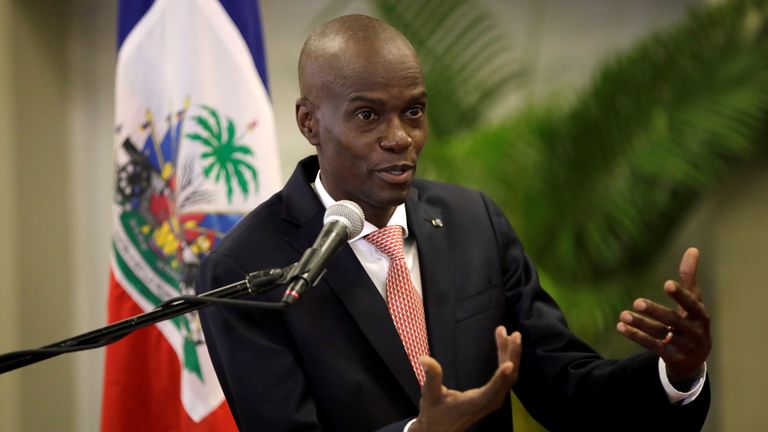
[0,265,291,375]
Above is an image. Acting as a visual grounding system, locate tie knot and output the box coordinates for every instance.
[365,225,405,260]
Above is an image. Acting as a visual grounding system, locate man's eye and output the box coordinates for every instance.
[405,106,424,118]
[357,110,377,121]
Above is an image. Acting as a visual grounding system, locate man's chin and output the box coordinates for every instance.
[361,191,410,213]
[381,188,411,206]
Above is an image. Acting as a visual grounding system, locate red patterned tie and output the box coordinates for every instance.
[365,225,430,386]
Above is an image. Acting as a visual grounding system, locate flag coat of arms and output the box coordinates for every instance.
[102,0,281,430]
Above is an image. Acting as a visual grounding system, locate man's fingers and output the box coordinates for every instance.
[485,329,520,402]
[632,298,687,331]
[420,356,444,404]
[495,326,522,366]
[616,321,665,353]
[664,280,709,321]
[509,331,522,367]
[619,311,668,340]
[617,248,712,381]
[476,359,515,410]
[495,326,509,365]
[678,247,701,297]
[414,331,522,430]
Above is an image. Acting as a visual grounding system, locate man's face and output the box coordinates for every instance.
[308,45,428,226]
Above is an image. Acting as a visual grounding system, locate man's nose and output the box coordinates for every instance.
[379,117,413,152]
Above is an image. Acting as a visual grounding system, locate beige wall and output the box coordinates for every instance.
[11,0,75,429]
[0,0,764,430]
[711,166,768,431]
[67,2,115,430]
[0,0,19,429]
[0,1,115,431]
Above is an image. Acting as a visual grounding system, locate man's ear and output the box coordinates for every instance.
[296,98,319,146]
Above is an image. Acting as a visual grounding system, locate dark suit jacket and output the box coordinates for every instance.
[197,156,710,431]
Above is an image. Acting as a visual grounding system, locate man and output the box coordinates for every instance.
[197,14,711,431]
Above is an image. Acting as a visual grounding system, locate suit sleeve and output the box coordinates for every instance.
[480,193,710,431]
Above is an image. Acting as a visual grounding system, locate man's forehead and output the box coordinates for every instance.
[335,88,428,111]
[310,32,354,56]
[314,34,415,68]
[305,44,424,99]
[299,15,423,97]
[327,58,425,99]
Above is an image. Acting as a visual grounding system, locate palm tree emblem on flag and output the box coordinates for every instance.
[187,105,259,204]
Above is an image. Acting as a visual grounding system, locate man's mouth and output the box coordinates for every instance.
[376,164,415,184]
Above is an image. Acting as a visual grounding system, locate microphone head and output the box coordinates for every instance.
[324,200,365,238]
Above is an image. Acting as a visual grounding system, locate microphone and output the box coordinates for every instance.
[282,200,365,304]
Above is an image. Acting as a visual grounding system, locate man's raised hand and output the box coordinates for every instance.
[617,247,711,387]
[409,327,521,432]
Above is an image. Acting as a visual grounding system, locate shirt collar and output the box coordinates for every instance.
[313,170,410,241]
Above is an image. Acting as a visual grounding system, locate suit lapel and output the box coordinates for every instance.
[324,248,422,406]
[281,157,422,407]
[406,186,458,390]
[286,218,422,407]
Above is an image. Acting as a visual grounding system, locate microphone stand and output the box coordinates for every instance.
[0,265,293,375]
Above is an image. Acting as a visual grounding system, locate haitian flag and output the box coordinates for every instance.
[102,0,281,430]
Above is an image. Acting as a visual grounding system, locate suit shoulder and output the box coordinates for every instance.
[411,178,497,211]
[212,190,287,255]
[411,178,485,199]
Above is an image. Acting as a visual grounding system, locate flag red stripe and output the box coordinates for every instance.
[101,271,237,431]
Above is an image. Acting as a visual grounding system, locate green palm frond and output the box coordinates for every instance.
[233,158,258,188]
[192,106,221,141]
[222,163,234,201]
[186,132,216,149]
[230,144,254,156]
[225,118,236,145]
[518,0,768,279]
[231,158,256,197]
[202,159,219,180]
[423,0,768,280]
[201,105,223,139]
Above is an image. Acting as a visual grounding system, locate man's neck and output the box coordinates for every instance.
[313,169,410,239]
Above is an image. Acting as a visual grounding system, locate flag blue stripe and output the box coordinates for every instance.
[219,0,271,92]
[117,0,155,50]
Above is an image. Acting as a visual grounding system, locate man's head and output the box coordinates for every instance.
[296,14,428,227]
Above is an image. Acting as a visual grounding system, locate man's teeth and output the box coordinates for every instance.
[384,168,404,175]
